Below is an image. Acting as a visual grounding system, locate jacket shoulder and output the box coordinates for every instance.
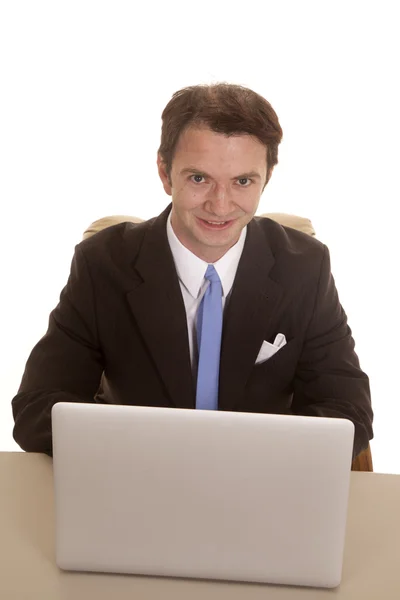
[77,218,155,265]
[252,216,329,288]
[254,215,325,256]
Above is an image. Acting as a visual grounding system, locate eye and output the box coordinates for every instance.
[190,174,205,184]
[237,177,252,187]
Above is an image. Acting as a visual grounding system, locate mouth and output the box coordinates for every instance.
[196,217,235,231]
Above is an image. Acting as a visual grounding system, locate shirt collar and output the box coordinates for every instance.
[166,213,247,299]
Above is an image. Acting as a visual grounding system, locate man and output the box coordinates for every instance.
[12,83,373,457]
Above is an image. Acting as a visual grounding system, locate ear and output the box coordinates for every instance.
[157,154,172,196]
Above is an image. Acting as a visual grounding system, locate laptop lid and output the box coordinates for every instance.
[52,403,354,588]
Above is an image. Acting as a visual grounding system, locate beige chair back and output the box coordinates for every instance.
[83,215,144,240]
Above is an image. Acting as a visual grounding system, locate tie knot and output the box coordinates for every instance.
[205,264,221,284]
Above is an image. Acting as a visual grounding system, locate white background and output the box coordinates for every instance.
[1,1,399,472]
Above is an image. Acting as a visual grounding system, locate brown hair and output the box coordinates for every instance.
[158,82,283,189]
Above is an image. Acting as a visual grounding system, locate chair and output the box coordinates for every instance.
[82,215,144,240]
[82,212,373,471]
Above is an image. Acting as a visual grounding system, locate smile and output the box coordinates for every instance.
[197,217,235,230]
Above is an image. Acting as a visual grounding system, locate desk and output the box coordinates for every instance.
[1,452,399,599]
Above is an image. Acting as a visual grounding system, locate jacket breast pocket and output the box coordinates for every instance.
[241,339,300,414]
[248,338,300,389]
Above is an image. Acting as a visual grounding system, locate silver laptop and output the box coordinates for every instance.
[51,402,354,588]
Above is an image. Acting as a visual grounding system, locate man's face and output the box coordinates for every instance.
[157,126,269,262]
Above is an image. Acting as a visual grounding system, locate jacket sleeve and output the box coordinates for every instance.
[12,245,104,455]
[291,245,373,459]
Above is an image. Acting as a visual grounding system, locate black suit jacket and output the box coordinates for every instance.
[12,205,373,456]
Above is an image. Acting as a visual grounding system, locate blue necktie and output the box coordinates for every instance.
[196,265,223,410]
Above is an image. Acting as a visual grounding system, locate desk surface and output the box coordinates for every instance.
[1,452,400,600]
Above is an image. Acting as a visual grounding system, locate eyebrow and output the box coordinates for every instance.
[180,167,261,180]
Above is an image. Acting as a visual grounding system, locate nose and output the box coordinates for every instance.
[206,185,233,217]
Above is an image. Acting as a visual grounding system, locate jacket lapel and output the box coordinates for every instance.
[218,218,283,411]
[126,206,195,409]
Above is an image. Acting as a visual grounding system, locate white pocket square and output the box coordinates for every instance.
[255,334,287,365]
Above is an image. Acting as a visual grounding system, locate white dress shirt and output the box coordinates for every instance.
[166,213,247,375]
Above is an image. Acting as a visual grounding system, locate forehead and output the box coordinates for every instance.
[173,126,267,166]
